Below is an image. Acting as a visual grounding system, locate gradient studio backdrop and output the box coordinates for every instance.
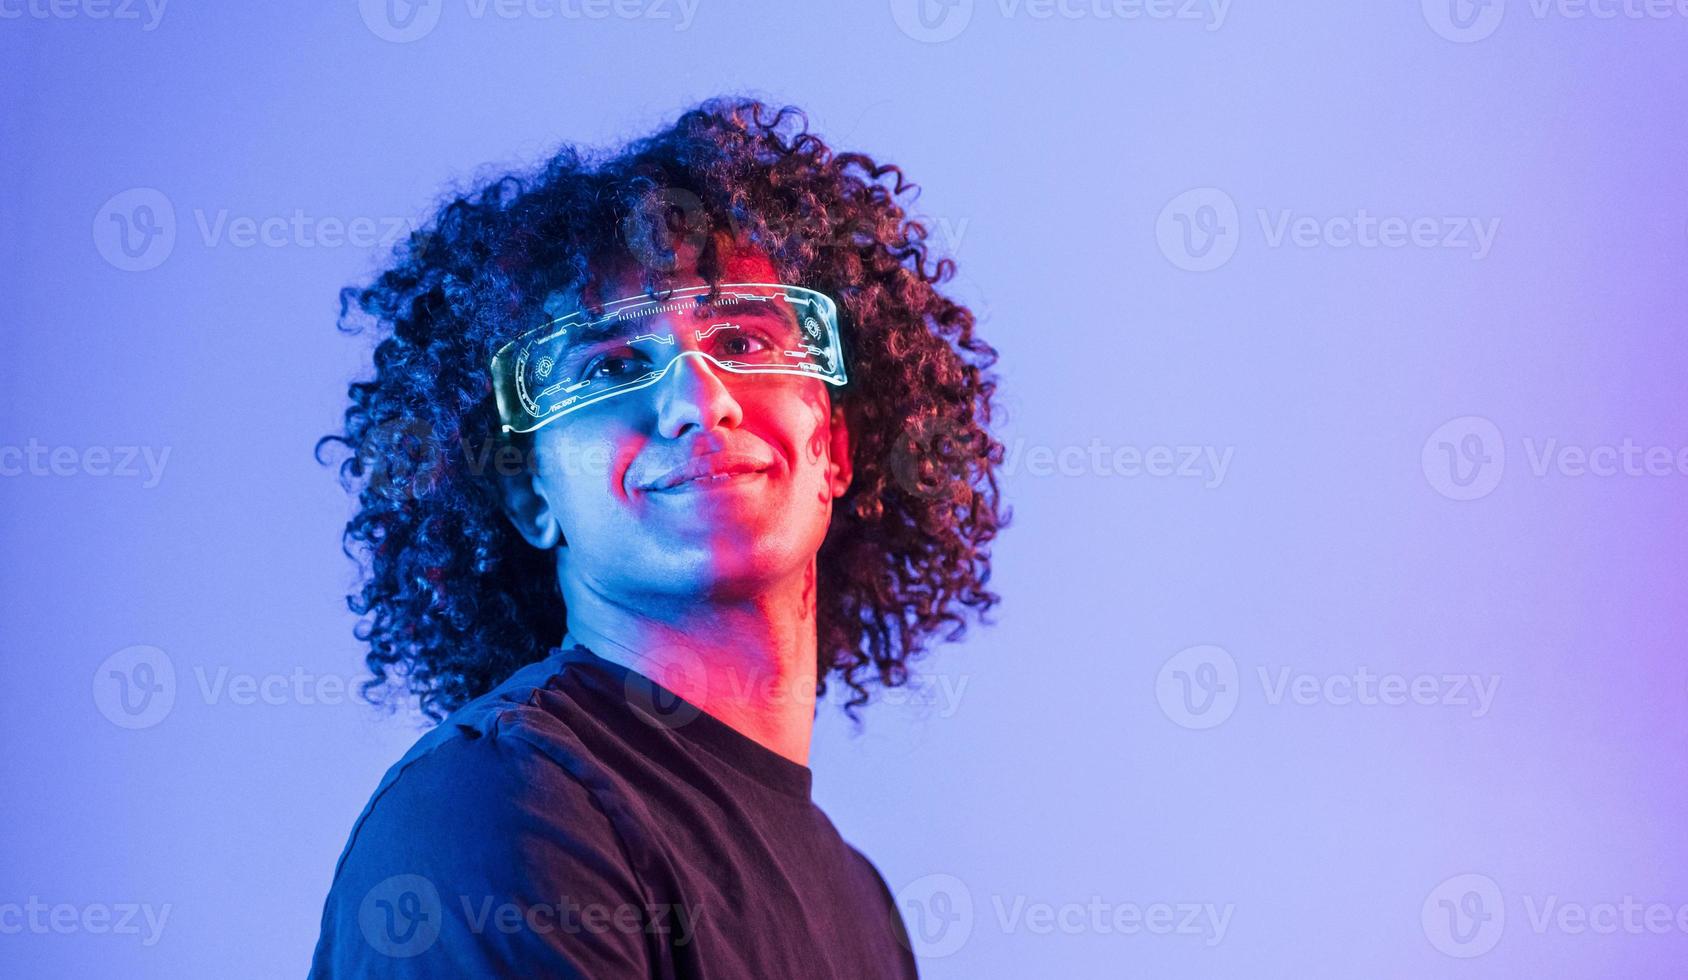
[3,2,1686,977]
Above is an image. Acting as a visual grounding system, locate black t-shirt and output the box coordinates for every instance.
[309,639,919,978]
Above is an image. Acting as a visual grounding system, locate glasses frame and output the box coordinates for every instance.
[491,282,848,435]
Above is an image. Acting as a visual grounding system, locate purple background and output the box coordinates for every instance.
[4,1,1687,976]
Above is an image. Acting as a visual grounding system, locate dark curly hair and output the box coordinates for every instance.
[316,96,1009,725]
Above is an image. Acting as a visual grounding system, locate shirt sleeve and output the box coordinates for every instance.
[308,716,654,978]
[846,844,922,978]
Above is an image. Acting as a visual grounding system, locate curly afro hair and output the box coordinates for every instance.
[317,96,1009,725]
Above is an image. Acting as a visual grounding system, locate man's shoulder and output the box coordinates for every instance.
[841,840,900,901]
[384,652,587,774]
[310,654,654,976]
[328,652,617,879]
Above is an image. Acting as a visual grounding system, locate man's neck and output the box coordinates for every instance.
[557,562,820,767]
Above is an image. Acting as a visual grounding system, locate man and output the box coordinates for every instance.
[310,96,1007,976]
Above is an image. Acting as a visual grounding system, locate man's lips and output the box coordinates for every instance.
[640,452,772,492]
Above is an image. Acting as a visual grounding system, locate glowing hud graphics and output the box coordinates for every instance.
[493,282,847,434]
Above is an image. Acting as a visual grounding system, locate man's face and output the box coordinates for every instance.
[508,248,852,602]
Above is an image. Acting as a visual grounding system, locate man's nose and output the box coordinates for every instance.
[652,351,743,437]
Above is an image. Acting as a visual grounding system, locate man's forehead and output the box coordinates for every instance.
[718,248,781,282]
[595,249,783,298]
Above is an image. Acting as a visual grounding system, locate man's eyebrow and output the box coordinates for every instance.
[548,292,792,344]
[562,318,630,343]
[707,297,796,324]
[552,313,665,347]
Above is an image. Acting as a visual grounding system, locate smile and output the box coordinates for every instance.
[647,469,767,494]
[641,451,773,493]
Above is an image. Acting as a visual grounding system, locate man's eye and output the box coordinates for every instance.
[716,329,773,357]
[583,349,648,380]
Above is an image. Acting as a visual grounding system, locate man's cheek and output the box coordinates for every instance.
[798,399,836,467]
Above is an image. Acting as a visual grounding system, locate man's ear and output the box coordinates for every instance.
[495,456,563,550]
[827,401,853,498]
